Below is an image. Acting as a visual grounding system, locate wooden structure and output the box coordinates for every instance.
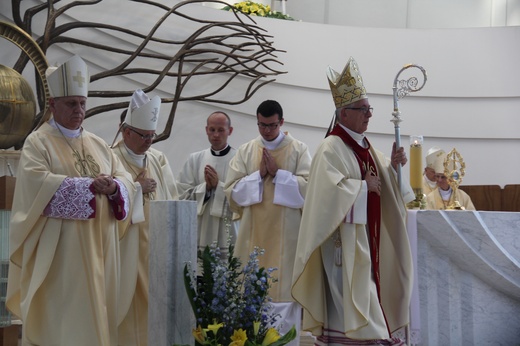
[0,177,15,210]
[0,176,18,346]
[1,0,286,147]
[459,184,520,211]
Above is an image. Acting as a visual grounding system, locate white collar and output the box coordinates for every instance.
[439,186,452,201]
[339,123,367,148]
[49,118,82,138]
[262,131,285,150]
[211,144,231,156]
[123,142,147,168]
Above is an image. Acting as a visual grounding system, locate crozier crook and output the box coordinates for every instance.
[390,64,428,192]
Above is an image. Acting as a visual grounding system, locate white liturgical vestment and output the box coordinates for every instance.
[177,146,238,254]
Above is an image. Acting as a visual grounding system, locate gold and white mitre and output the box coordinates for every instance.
[46,55,89,98]
[425,146,445,170]
[432,151,454,175]
[124,89,161,131]
[326,56,367,108]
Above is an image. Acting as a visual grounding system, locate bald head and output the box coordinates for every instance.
[206,111,233,151]
[207,111,231,127]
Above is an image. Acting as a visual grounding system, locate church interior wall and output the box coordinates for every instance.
[284,0,520,28]
[0,0,518,188]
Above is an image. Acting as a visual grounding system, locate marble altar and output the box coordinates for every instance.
[414,210,520,345]
[148,200,197,346]
[145,204,520,345]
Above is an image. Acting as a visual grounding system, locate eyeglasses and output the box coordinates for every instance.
[345,107,373,115]
[257,122,280,130]
[128,127,157,140]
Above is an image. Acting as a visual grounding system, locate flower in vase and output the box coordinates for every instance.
[193,325,206,344]
[183,243,296,346]
[230,328,248,346]
[261,328,281,346]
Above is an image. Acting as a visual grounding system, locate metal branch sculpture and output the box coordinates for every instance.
[4,0,286,145]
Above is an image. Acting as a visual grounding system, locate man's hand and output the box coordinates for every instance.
[262,148,278,177]
[93,174,117,195]
[136,171,156,194]
[259,152,268,179]
[391,142,408,170]
[204,165,219,191]
[365,171,381,196]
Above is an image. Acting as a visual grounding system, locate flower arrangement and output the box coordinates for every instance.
[183,243,296,346]
[222,1,296,21]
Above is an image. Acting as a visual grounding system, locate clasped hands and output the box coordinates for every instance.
[205,165,219,191]
[259,148,278,179]
[136,171,156,194]
[92,174,117,195]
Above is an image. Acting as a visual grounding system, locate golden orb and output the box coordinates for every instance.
[0,65,37,149]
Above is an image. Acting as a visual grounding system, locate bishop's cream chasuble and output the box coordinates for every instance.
[7,123,136,346]
[292,128,414,342]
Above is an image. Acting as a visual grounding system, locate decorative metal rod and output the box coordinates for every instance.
[7,162,14,176]
[390,64,427,191]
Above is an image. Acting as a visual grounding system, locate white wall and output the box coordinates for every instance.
[1,0,519,187]
[284,0,520,28]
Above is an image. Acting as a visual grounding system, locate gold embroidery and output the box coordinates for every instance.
[58,127,100,178]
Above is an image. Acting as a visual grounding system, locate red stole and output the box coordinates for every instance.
[328,125,384,303]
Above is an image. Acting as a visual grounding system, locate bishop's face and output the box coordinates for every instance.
[50,96,87,130]
[339,99,373,134]
[425,167,436,181]
[123,126,156,155]
[435,173,451,191]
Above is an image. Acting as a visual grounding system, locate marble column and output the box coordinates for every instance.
[148,200,197,346]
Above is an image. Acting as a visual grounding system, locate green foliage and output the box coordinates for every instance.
[222,1,296,21]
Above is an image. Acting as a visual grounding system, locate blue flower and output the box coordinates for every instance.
[183,243,288,345]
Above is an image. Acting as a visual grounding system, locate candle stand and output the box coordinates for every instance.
[407,190,426,210]
[407,135,426,210]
